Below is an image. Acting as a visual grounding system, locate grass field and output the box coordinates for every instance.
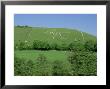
[15,50,68,62]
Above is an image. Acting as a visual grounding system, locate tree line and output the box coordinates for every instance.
[15,40,97,52]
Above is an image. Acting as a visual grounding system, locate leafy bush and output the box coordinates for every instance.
[14,54,72,76]
[15,41,33,50]
[14,54,52,76]
[50,43,58,50]
[33,54,52,76]
[33,40,51,50]
[52,60,72,76]
[14,43,19,50]
[67,51,97,76]
[68,41,85,51]
[94,41,97,52]
[14,56,26,75]
[19,42,26,50]
[60,43,68,50]
[84,40,97,52]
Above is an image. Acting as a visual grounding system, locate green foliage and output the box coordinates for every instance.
[36,54,47,62]
[33,40,69,50]
[67,51,97,76]
[15,51,97,76]
[52,60,72,76]
[14,56,28,76]
[19,42,25,50]
[14,43,19,50]
[33,54,52,76]
[60,42,69,50]
[33,40,51,50]
[16,25,31,28]
[15,40,97,51]
[68,41,85,51]
[14,54,52,76]
[50,43,58,50]
[33,40,41,49]
[14,40,33,50]
[84,40,97,52]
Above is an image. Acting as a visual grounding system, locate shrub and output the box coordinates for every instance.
[68,41,85,51]
[50,43,68,51]
[50,43,58,50]
[33,40,51,50]
[67,51,97,76]
[84,40,97,52]
[14,54,52,76]
[16,41,32,50]
[14,43,19,50]
[18,42,25,50]
[94,41,97,52]
[52,60,72,76]
[60,43,68,50]
[14,55,36,76]
[67,52,80,75]
[25,44,33,50]
[33,54,52,76]
[42,42,51,50]
[14,56,27,75]
[23,60,35,76]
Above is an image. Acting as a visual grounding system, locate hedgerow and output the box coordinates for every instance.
[15,40,97,52]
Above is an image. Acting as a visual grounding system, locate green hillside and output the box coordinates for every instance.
[14,26,96,45]
[14,26,97,76]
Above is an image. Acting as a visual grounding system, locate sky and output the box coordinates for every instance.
[14,14,97,36]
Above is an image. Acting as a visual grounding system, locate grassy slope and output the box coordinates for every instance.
[14,27,96,61]
[14,27,96,45]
